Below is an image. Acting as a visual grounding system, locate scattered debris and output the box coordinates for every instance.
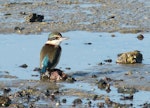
[105,96,133,107]
[0,96,11,107]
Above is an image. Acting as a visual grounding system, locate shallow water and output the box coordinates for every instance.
[0,31,150,107]
[0,31,150,80]
[61,82,150,108]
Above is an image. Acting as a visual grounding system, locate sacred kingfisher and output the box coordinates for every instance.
[40,32,68,73]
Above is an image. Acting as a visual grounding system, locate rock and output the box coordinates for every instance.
[108,15,115,19]
[0,96,11,107]
[104,59,112,63]
[62,98,67,103]
[97,79,111,92]
[111,34,116,37]
[98,62,104,65]
[120,95,133,100]
[124,71,133,76]
[88,101,92,107]
[105,96,133,107]
[19,64,28,68]
[65,76,76,83]
[137,34,144,40]
[97,79,107,89]
[91,74,97,78]
[97,78,111,92]
[14,27,24,31]
[40,69,68,81]
[116,50,143,64]
[3,87,11,95]
[73,98,82,105]
[9,103,25,108]
[117,87,138,94]
[65,67,71,70]
[92,95,98,100]
[97,102,105,108]
[142,103,150,108]
[33,67,41,72]
[26,13,44,22]
[84,42,92,45]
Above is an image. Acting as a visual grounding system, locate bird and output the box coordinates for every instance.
[40,32,68,73]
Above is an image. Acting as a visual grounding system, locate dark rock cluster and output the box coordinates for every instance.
[26,13,44,22]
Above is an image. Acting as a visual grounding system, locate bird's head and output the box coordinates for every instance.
[46,32,68,46]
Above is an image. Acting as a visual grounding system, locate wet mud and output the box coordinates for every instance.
[0,0,150,107]
[0,0,149,34]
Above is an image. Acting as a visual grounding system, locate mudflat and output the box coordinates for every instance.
[0,0,150,107]
[0,0,149,34]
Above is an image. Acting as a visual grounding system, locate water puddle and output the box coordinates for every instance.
[0,31,150,79]
[60,81,150,107]
[0,31,150,107]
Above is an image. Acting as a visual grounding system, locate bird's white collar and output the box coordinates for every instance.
[45,40,61,46]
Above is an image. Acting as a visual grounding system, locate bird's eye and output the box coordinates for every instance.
[55,37,59,40]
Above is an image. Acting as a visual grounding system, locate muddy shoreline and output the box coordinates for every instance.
[0,0,149,34]
[0,0,150,107]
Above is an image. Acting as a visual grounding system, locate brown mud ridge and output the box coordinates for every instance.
[0,66,150,107]
[0,0,150,107]
[0,0,149,34]
[0,74,149,107]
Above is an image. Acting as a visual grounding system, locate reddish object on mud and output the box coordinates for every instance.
[41,69,68,81]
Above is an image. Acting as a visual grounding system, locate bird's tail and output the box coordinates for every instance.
[41,66,47,73]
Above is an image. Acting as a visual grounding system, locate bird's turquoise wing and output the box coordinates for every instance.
[41,55,50,73]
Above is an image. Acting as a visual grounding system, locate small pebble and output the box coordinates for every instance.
[84,42,92,45]
[65,67,71,70]
[111,34,116,37]
[33,67,41,71]
[62,98,67,103]
[56,101,61,106]
[137,34,144,40]
[73,98,82,105]
[19,64,28,68]
[104,59,112,63]
[93,95,98,100]
[92,74,97,78]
